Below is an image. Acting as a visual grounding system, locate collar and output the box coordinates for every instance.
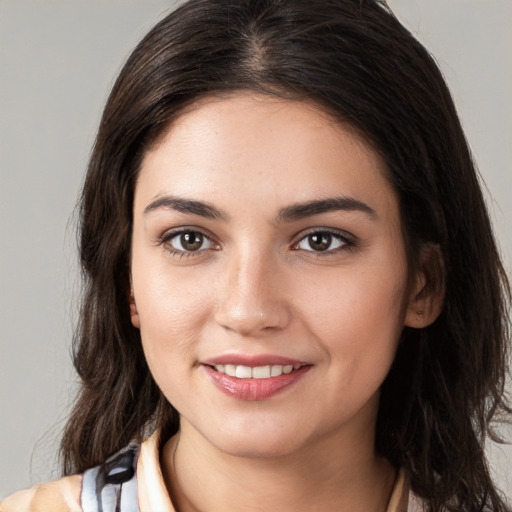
[137,430,418,512]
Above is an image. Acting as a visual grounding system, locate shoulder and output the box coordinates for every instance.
[0,474,82,512]
[1,441,142,512]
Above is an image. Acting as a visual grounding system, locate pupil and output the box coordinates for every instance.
[309,233,331,251]
[181,232,203,251]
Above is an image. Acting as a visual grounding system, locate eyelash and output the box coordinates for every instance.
[158,228,218,259]
[291,228,355,255]
[158,227,355,259]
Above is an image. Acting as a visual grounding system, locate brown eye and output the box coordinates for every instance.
[297,231,347,252]
[307,233,332,251]
[169,231,212,252]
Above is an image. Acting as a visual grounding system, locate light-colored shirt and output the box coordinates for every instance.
[1,431,425,511]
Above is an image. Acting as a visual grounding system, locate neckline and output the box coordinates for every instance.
[137,429,412,512]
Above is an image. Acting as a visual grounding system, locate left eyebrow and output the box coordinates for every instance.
[143,195,230,221]
[276,196,377,222]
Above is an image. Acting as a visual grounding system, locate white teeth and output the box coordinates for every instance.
[213,364,298,379]
[235,365,253,378]
[270,365,282,377]
[252,365,271,378]
[225,364,236,377]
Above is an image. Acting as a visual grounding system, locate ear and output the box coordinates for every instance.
[129,284,140,329]
[404,244,445,328]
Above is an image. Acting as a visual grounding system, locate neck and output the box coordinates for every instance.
[160,421,396,512]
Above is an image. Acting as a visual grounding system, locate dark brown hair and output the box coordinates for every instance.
[61,0,511,509]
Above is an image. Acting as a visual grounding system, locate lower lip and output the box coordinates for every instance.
[203,365,311,401]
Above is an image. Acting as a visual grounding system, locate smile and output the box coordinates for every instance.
[202,361,311,401]
[211,364,301,379]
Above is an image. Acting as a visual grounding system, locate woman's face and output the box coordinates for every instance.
[130,93,417,458]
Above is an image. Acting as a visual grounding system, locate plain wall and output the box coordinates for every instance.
[1,0,511,501]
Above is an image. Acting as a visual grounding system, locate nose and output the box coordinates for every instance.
[213,251,291,337]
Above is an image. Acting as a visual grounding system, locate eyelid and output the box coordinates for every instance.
[158,226,220,255]
[156,225,355,257]
[291,227,356,251]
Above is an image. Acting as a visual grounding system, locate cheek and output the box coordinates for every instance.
[294,256,408,366]
[299,267,407,416]
[131,253,212,372]
[134,277,210,409]
[300,269,405,330]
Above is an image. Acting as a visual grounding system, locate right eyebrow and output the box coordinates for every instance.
[143,195,230,221]
[276,196,377,223]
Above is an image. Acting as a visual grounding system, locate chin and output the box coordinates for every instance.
[217,438,301,459]
[202,423,310,459]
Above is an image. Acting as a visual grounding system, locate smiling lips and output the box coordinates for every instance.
[213,363,299,378]
[202,356,311,401]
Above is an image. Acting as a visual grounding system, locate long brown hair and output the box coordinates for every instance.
[61,1,511,509]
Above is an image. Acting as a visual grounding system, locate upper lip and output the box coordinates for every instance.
[201,354,309,367]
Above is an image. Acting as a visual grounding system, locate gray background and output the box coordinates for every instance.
[1,0,511,502]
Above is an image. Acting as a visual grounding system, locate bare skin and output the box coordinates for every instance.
[130,93,441,511]
[161,411,397,512]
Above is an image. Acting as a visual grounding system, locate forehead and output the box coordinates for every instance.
[136,93,398,220]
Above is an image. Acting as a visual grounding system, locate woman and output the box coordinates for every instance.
[2,0,510,510]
